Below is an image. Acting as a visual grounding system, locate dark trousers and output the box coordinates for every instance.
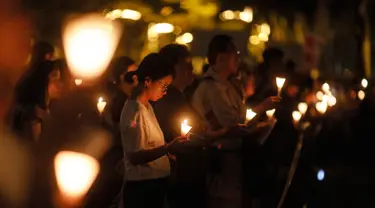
[122,177,168,208]
[167,183,207,208]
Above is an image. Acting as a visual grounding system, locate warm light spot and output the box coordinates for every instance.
[266,109,275,118]
[63,14,122,79]
[260,23,271,35]
[297,102,308,115]
[258,33,269,42]
[292,111,302,123]
[221,10,235,20]
[361,78,368,88]
[358,90,365,100]
[54,151,99,199]
[249,35,260,45]
[246,109,257,122]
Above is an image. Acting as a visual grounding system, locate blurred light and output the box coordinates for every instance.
[150,23,174,34]
[173,26,182,35]
[292,111,302,123]
[317,169,325,181]
[120,9,142,20]
[258,33,269,42]
[266,109,275,118]
[221,10,235,20]
[322,83,330,93]
[276,77,286,89]
[176,32,194,45]
[249,35,260,45]
[246,109,257,122]
[361,78,368,88]
[54,151,99,199]
[239,7,253,23]
[63,14,122,79]
[315,101,327,114]
[260,23,271,35]
[298,102,308,115]
[97,97,107,114]
[328,96,337,107]
[322,95,329,102]
[316,91,324,100]
[358,90,365,100]
[161,6,173,16]
[74,79,82,86]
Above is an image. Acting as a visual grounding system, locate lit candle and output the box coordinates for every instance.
[246,109,257,123]
[327,96,337,107]
[315,101,328,114]
[181,119,192,136]
[97,97,107,114]
[63,14,122,80]
[292,111,302,123]
[297,102,308,115]
[358,90,365,100]
[322,83,330,93]
[361,78,368,88]
[54,151,99,206]
[276,77,286,96]
[74,79,83,86]
[266,109,275,119]
[316,91,324,101]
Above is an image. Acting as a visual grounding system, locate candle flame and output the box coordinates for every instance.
[266,109,275,118]
[97,97,106,113]
[63,14,122,79]
[292,111,302,123]
[74,79,82,86]
[54,151,99,199]
[358,90,365,100]
[315,101,328,114]
[327,96,337,107]
[316,91,324,100]
[297,102,308,114]
[246,109,257,122]
[322,83,330,93]
[181,119,192,136]
[361,78,368,88]
[276,77,286,89]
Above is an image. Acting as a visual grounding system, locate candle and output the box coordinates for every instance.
[292,111,302,123]
[276,77,286,96]
[322,83,330,93]
[97,97,107,114]
[74,79,83,86]
[315,101,328,114]
[54,151,99,205]
[361,78,368,88]
[181,119,192,136]
[297,102,308,115]
[266,109,275,119]
[358,90,365,100]
[246,109,257,123]
[63,14,122,80]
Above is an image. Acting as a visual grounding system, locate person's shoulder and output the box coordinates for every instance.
[121,100,141,120]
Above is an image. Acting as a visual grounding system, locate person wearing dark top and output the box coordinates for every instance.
[6,61,62,142]
[154,44,207,208]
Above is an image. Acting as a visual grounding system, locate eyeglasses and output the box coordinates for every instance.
[157,81,168,92]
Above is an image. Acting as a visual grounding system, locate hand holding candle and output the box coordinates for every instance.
[276,77,286,96]
[97,97,107,114]
[181,119,192,137]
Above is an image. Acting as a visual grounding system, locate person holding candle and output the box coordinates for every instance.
[120,53,189,208]
[154,44,214,208]
[192,35,280,208]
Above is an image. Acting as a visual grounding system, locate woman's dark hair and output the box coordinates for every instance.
[110,56,135,84]
[30,41,54,66]
[159,44,190,68]
[207,34,236,65]
[124,53,174,84]
[14,61,57,110]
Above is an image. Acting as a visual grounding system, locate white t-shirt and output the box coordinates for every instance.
[120,100,170,181]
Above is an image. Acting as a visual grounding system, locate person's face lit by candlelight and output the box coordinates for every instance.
[144,76,173,101]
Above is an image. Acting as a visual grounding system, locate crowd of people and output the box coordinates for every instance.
[1,33,375,208]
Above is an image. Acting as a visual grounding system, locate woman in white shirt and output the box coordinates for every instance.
[120,53,187,208]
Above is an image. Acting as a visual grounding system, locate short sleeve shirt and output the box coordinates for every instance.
[120,100,170,181]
